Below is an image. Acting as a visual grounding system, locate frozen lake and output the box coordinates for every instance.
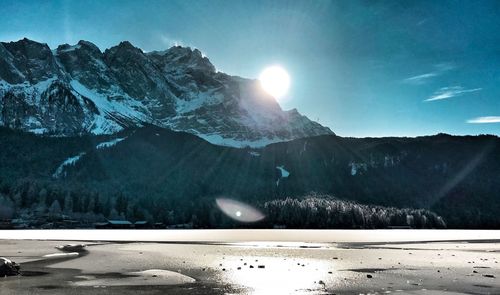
[1,230,499,294]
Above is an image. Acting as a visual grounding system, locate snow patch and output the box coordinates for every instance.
[197,133,279,148]
[276,166,290,178]
[275,165,290,187]
[53,152,86,178]
[30,128,48,134]
[70,80,148,134]
[175,90,223,114]
[96,137,127,149]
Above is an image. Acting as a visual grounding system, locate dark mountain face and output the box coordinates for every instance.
[1,126,499,228]
[0,38,61,84]
[0,38,333,146]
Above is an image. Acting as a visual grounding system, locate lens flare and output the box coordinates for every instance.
[216,198,265,223]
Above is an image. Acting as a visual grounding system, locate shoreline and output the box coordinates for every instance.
[1,229,500,244]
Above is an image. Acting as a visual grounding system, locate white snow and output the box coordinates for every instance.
[276,166,290,178]
[26,117,46,134]
[52,152,86,178]
[249,151,260,157]
[175,90,223,114]
[70,80,148,134]
[30,128,48,134]
[96,137,127,149]
[1,77,57,105]
[351,164,357,176]
[275,166,290,187]
[197,133,279,148]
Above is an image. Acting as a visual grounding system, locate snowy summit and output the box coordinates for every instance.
[0,39,333,147]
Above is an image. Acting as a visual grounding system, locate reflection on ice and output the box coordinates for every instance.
[219,254,336,295]
[212,242,342,294]
[216,198,265,223]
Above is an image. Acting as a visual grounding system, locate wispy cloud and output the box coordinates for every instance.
[403,63,455,85]
[425,86,482,102]
[467,116,500,124]
[403,72,439,84]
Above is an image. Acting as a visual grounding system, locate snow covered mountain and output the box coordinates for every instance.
[0,38,332,147]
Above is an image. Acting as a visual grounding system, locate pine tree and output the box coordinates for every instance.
[64,193,73,214]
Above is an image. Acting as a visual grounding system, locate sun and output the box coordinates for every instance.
[259,65,290,99]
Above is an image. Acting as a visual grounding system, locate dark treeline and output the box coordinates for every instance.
[1,126,499,228]
[0,179,446,229]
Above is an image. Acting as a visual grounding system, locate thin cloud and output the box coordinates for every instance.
[425,86,481,102]
[403,63,455,85]
[403,72,439,84]
[467,116,500,124]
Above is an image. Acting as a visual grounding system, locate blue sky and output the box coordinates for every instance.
[1,0,499,136]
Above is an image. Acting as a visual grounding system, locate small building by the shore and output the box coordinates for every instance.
[134,221,151,229]
[0,219,13,229]
[94,220,133,229]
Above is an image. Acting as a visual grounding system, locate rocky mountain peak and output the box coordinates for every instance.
[102,41,150,74]
[56,40,101,57]
[150,45,216,74]
[0,38,60,83]
[104,41,143,58]
[0,38,333,147]
[55,41,109,91]
[77,40,101,53]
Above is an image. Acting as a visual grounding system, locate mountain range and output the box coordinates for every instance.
[1,38,499,229]
[0,38,332,147]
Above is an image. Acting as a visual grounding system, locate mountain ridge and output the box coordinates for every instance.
[0,125,498,228]
[0,38,332,147]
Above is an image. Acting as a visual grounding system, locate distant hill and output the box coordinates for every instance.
[0,126,498,228]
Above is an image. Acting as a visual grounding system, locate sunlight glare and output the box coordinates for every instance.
[221,253,336,295]
[259,65,290,99]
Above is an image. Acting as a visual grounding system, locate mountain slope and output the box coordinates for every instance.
[0,38,332,147]
[1,126,499,228]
